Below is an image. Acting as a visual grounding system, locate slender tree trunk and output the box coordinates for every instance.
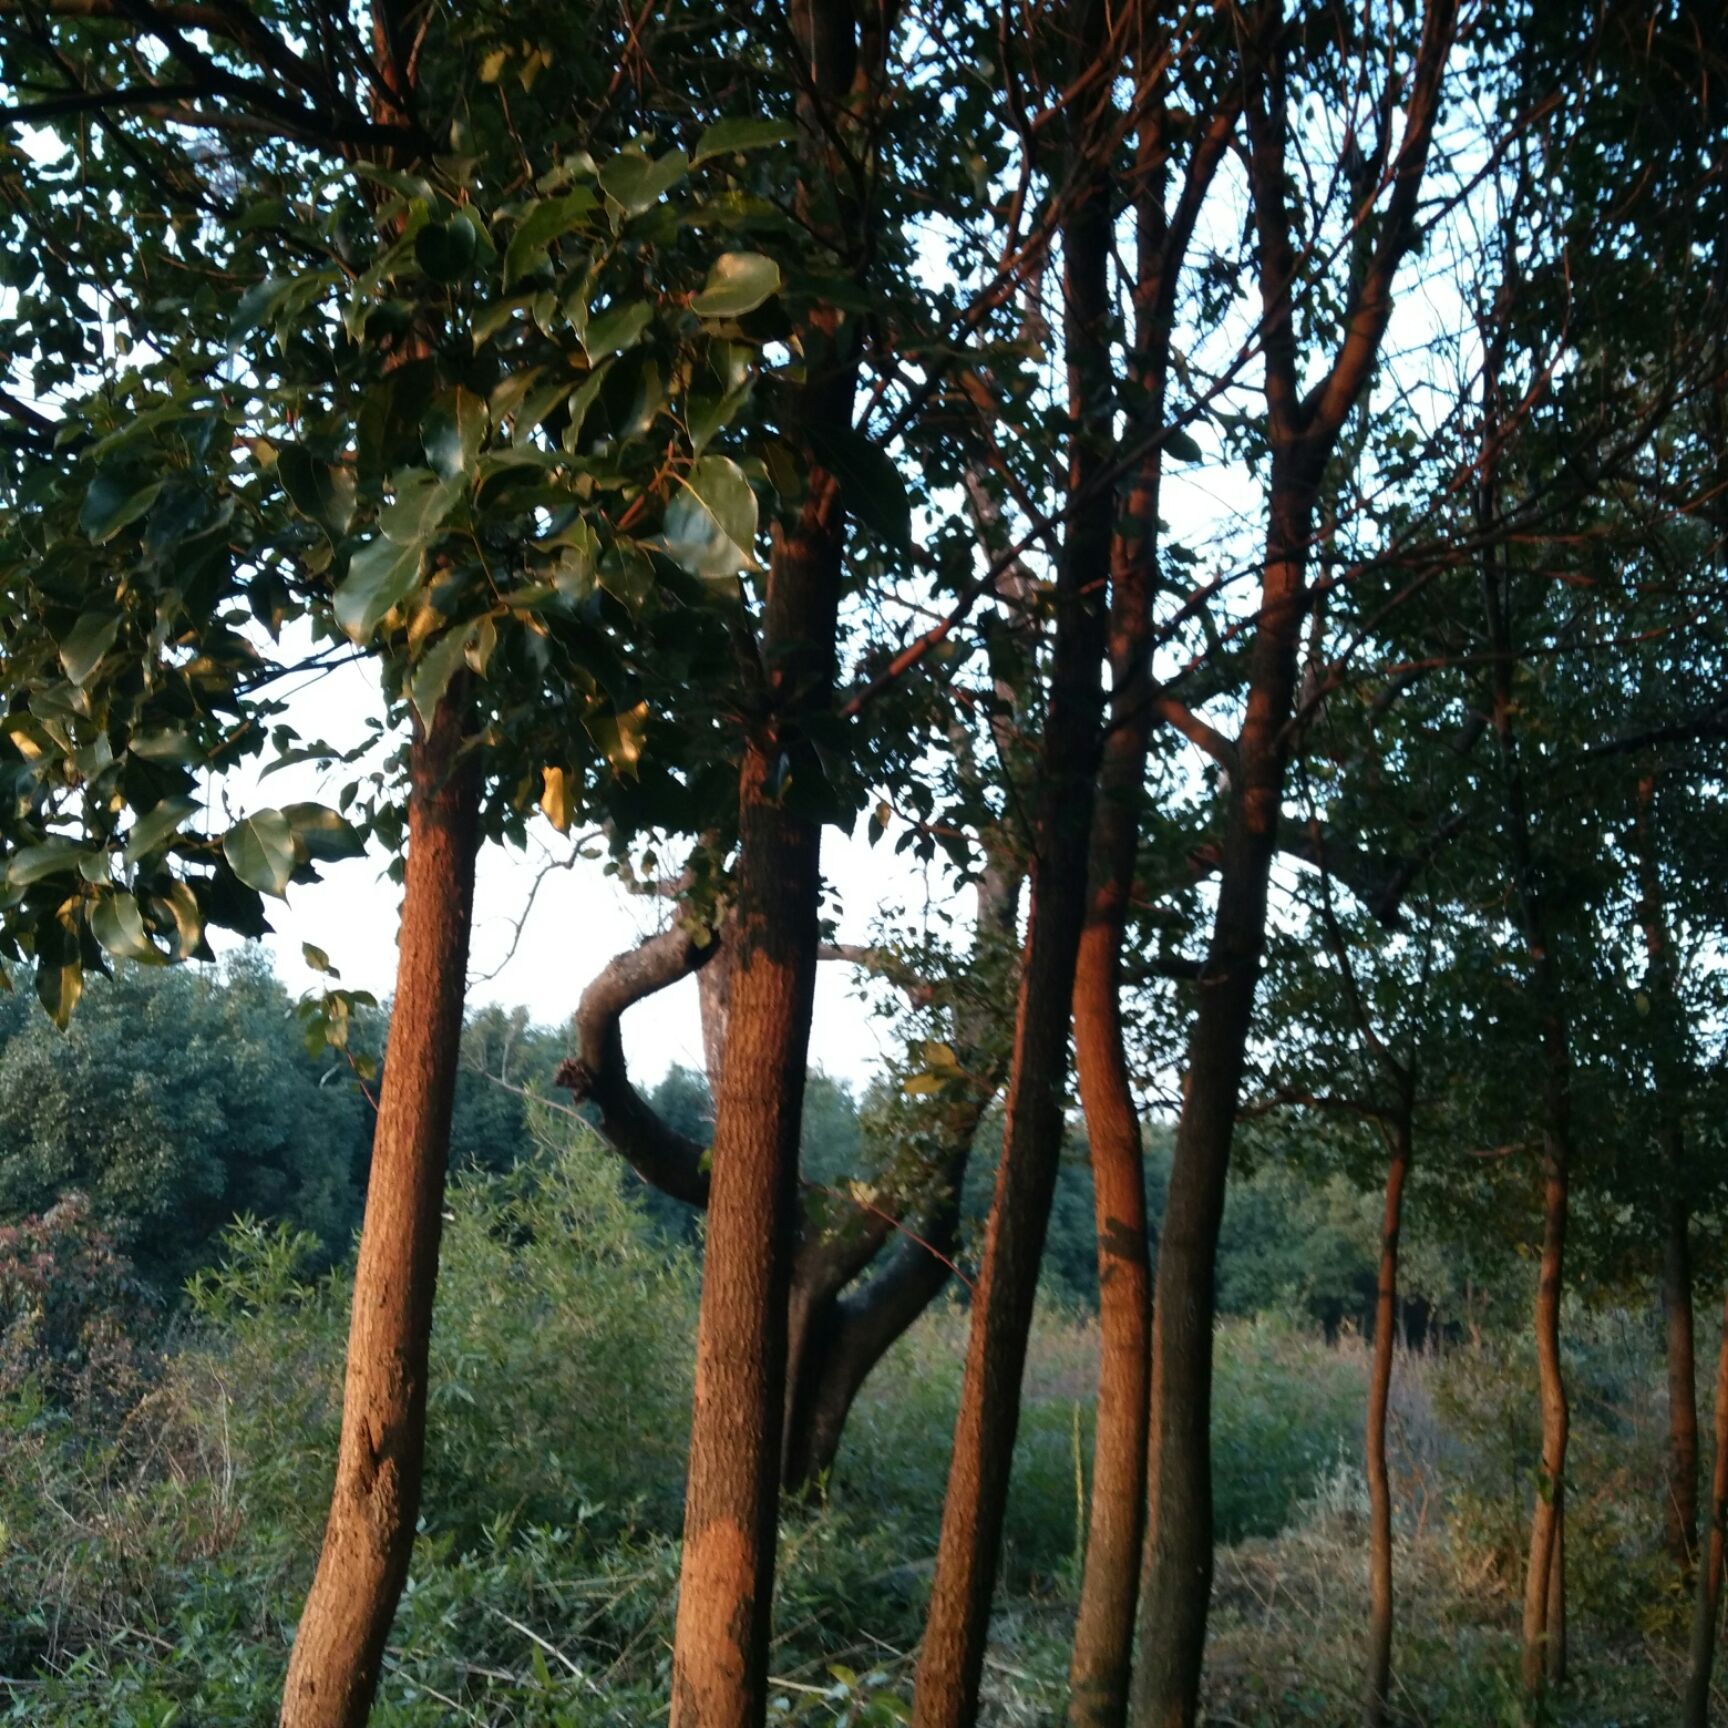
[1684,1291,1728,1728]
[1639,768,1699,1574]
[280,693,480,1728]
[1362,1112,1412,1728]
[911,9,1112,1715]
[1131,476,1317,1728]
[1667,1194,1701,1570]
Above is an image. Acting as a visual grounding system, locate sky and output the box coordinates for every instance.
[216,645,932,1092]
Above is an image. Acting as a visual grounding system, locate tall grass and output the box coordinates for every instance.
[0,1130,1713,1724]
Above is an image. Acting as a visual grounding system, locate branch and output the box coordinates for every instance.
[555,924,713,1206]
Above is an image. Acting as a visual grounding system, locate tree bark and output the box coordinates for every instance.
[1362,1112,1411,1728]
[1684,1290,1728,1728]
[669,3,861,1698]
[1667,1193,1701,1570]
[669,499,843,1726]
[1132,469,1317,1728]
[1132,10,1455,1722]
[911,7,1113,1716]
[280,692,480,1728]
[1638,768,1699,1574]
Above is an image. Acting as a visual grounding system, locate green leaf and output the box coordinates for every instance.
[691,117,795,164]
[6,840,89,887]
[381,468,464,543]
[278,445,357,540]
[660,456,758,578]
[81,472,163,544]
[691,252,782,317]
[335,537,423,642]
[806,423,911,551]
[415,213,479,282]
[504,188,600,286]
[282,802,366,864]
[409,624,475,725]
[124,795,199,864]
[560,359,615,450]
[584,301,653,360]
[423,388,489,479]
[302,941,339,977]
[1164,426,1203,462]
[222,809,298,898]
[59,609,123,686]
[91,890,162,964]
[597,148,688,216]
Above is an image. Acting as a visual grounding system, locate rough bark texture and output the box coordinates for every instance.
[280,693,480,1728]
[1481,386,1575,1710]
[910,7,1112,1716]
[668,10,861,1711]
[1638,770,1699,1573]
[1132,468,1317,1728]
[1666,1194,1701,1570]
[1684,1289,1728,1728]
[1066,22,1237,1725]
[1131,9,1455,1721]
[1363,1115,1412,1728]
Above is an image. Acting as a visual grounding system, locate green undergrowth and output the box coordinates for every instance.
[0,1125,1716,1724]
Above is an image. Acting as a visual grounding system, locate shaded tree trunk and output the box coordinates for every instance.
[1132,469,1318,1728]
[1667,1195,1701,1570]
[1362,1111,1412,1728]
[1684,1290,1728,1728]
[280,692,480,1728]
[1132,9,1455,1721]
[911,5,1113,1714]
[1066,21,1235,1726]
[1638,767,1699,1574]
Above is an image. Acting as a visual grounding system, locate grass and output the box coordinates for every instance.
[0,1128,1719,1724]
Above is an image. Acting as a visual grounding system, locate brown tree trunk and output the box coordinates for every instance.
[1131,473,1317,1728]
[1639,769,1699,1574]
[280,692,480,1728]
[669,584,838,1726]
[1362,1112,1411,1728]
[1667,1194,1701,1570]
[1684,1290,1728,1728]
[911,7,1112,1715]
[1130,8,1454,1718]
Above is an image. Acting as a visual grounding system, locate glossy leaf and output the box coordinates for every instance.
[660,456,758,578]
[806,424,911,552]
[124,795,199,864]
[424,388,489,479]
[59,609,123,686]
[691,118,794,164]
[691,252,782,318]
[222,809,298,899]
[597,148,688,216]
[80,472,163,544]
[335,537,423,642]
[91,890,162,964]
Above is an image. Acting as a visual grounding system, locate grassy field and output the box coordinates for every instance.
[0,1134,1711,1725]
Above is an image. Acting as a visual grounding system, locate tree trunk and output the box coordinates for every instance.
[911,8,1112,1714]
[280,692,480,1728]
[1362,1113,1411,1728]
[1667,1194,1701,1571]
[669,629,835,1728]
[1131,474,1317,1728]
[1130,5,1455,1715]
[1684,1290,1728,1728]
